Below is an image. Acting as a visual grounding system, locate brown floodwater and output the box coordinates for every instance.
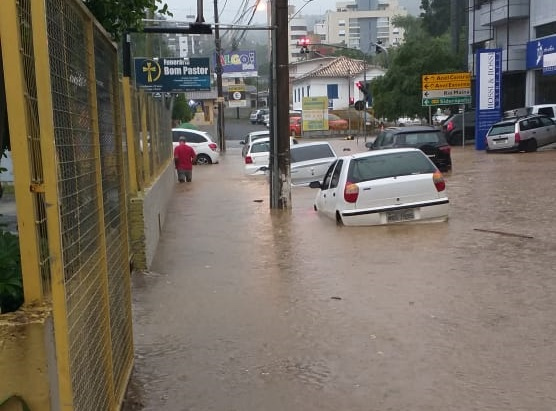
[124,140,556,411]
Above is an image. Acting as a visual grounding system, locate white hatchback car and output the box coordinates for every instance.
[172,128,220,165]
[309,148,449,226]
[244,136,297,175]
[290,141,337,186]
[239,130,270,157]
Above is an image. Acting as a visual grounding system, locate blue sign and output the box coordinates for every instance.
[215,50,257,78]
[526,35,556,73]
[134,57,211,92]
[475,49,502,150]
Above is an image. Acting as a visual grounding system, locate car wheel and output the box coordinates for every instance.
[335,211,344,225]
[525,139,538,152]
[196,154,212,165]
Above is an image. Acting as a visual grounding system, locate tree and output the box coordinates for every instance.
[420,0,451,37]
[83,0,172,39]
[370,17,463,121]
[172,95,193,124]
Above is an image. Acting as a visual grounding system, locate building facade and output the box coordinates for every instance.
[468,0,556,110]
[324,0,407,54]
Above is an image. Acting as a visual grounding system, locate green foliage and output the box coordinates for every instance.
[371,34,463,121]
[83,0,173,39]
[172,95,192,123]
[420,0,451,37]
[0,231,23,314]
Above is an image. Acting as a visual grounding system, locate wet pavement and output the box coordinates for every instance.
[125,140,556,411]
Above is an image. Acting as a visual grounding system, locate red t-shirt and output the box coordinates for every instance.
[174,143,196,170]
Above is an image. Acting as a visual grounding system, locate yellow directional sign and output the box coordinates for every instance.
[421,72,472,106]
[422,80,471,90]
[422,72,470,82]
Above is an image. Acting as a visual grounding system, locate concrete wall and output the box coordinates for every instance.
[0,305,58,411]
[129,163,175,270]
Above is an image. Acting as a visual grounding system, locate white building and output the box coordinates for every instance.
[290,56,385,111]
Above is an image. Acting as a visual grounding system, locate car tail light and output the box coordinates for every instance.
[446,121,454,132]
[514,125,521,143]
[432,171,446,192]
[245,156,253,164]
[209,143,218,151]
[344,182,359,203]
[439,145,451,154]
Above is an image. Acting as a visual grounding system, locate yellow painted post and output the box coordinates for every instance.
[122,77,138,195]
[84,19,116,409]
[29,0,72,408]
[0,0,44,303]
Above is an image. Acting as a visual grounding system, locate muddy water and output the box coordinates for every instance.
[126,141,556,411]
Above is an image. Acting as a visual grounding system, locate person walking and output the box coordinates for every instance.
[174,136,196,183]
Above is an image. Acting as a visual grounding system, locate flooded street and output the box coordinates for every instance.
[126,140,556,411]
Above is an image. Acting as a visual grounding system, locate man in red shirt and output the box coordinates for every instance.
[174,136,197,182]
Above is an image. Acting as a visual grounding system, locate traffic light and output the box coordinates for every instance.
[297,38,310,53]
[356,81,372,105]
[375,40,383,54]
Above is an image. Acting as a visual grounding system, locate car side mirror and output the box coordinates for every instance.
[365,141,374,150]
[239,141,245,145]
[309,181,322,189]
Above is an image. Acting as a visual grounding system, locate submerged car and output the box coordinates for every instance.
[240,130,270,157]
[290,142,337,186]
[244,136,298,175]
[366,126,452,172]
[172,128,220,165]
[309,148,449,226]
[485,114,556,152]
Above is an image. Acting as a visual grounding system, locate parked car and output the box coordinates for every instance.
[365,125,452,172]
[505,104,556,122]
[309,148,449,226]
[485,114,556,152]
[171,128,220,165]
[289,113,349,136]
[240,130,269,157]
[442,110,476,145]
[289,142,337,186]
[244,136,298,175]
[249,108,269,124]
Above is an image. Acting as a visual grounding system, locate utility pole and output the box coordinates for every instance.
[269,0,291,209]
[214,0,226,152]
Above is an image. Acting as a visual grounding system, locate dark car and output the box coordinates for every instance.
[366,126,452,172]
[441,110,476,146]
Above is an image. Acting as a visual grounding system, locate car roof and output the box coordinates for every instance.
[249,130,270,136]
[172,128,208,135]
[384,125,441,133]
[345,147,422,160]
[290,141,332,148]
[493,113,548,125]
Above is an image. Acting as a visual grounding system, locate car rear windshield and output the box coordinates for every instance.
[251,141,270,153]
[290,144,335,163]
[395,132,445,146]
[488,123,515,136]
[348,151,437,183]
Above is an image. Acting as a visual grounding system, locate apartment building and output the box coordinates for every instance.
[468,0,556,109]
[324,0,408,54]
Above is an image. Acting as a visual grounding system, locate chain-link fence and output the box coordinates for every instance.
[0,0,173,408]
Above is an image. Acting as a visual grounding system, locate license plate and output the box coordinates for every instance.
[386,209,415,222]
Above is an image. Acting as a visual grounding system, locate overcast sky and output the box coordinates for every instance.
[162,0,421,26]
